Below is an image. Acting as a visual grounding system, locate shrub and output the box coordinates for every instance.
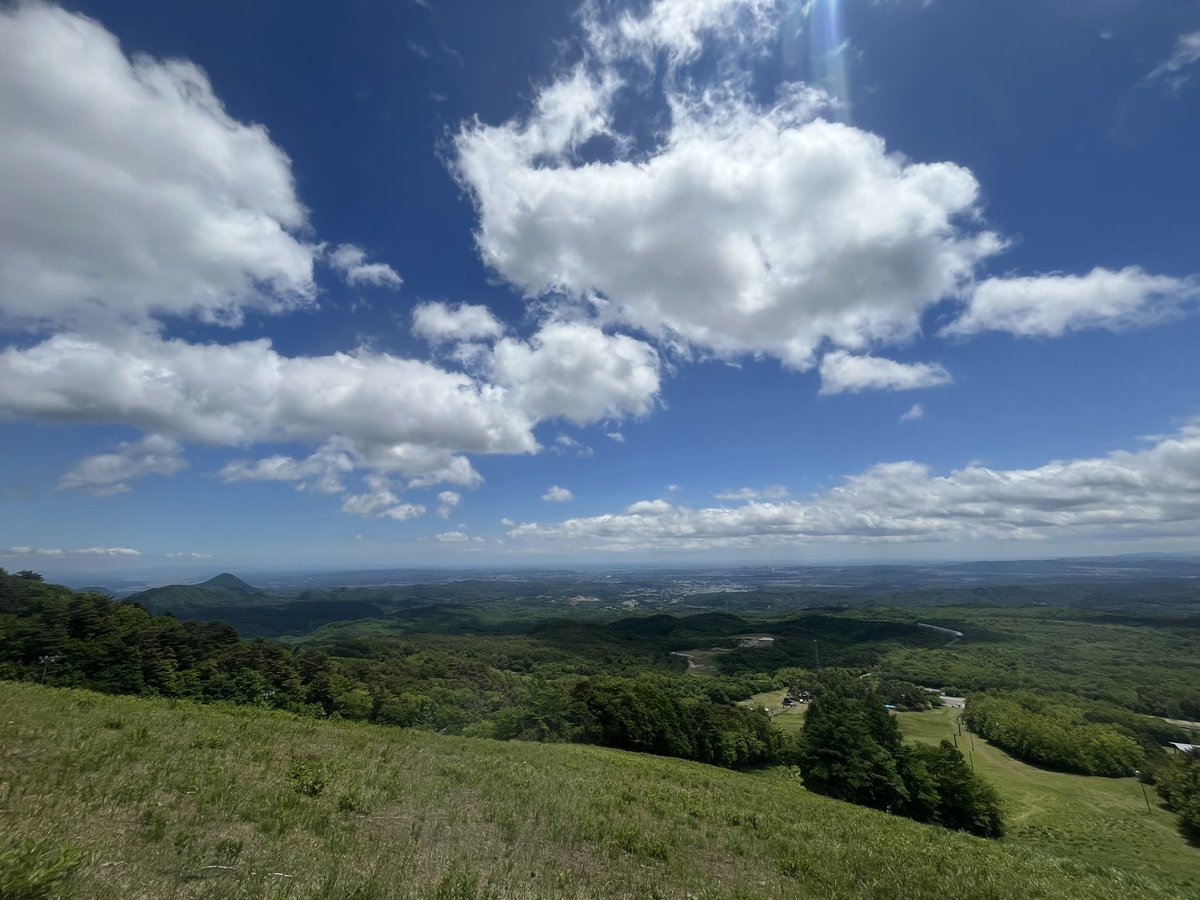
[288,759,327,797]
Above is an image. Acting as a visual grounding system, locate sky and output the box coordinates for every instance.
[1,0,1198,577]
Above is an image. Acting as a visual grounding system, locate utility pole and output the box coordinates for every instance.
[1135,771,1152,814]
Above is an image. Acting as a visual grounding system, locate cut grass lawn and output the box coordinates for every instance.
[898,706,1200,895]
[2,681,1196,899]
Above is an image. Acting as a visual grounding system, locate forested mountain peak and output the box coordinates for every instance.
[199,573,255,592]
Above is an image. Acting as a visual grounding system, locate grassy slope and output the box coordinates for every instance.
[0,685,1192,900]
[898,706,1200,895]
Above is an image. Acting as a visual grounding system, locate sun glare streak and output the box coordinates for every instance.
[808,0,850,121]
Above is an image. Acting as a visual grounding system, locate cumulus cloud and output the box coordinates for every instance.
[0,322,660,454]
[455,6,1003,371]
[328,244,403,288]
[3,546,140,558]
[341,475,425,521]
[0,331,539,453]
[57,433,187,495]
[166,551,212,559]
[412,301,505,344]
[945,267,1198,338]
[606,431,625,442]
[500,517,515,526]
[0,2,674,521]
[436,490,461,518]
[511,425,1200,549]
[435,530,469,542]
[899,403,924,423]
[0,323,662,511]
[0,3,316,329]
[542,485,575,502]
[818,351,952,395]
[625,498,673,514]
[491,321,660,423]
[1146,31,1200,92]
[218,439,355,494]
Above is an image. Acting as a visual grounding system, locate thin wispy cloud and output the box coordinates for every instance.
[1145,30,1200,93]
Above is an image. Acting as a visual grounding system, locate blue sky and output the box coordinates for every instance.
[1,0,1198,577]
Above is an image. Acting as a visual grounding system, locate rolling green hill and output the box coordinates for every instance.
[126,573,278,613]
[121,575,391,637]
[2,682,1196,900]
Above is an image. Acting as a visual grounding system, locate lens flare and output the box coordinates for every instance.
[807,0,851,121]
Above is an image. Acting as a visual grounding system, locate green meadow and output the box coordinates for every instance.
[2,682,1196,900]
[897,706,1200,894]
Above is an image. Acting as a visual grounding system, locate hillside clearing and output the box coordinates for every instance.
[897,706,1200,894]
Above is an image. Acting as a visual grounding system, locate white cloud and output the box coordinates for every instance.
[511,425,1200,549]
[0,3,316,329]
[626,498,673,514]
[1146,31,1200,91]
[0,331,537,457]
[606,431,625,442]
[714,485,789,501]
[553,433,594,457]
[0,2,674,522]
[218,439,355,494]
[2,546,140,558]
[412,301,505,344]
[491,321,660,424]
[436,490,461,518]
[500,517,515,526]
[404,454,484,489]
[592,0,782,70]
[166,551,212,559]
[542,485,574,502]
[328,244,403,288]
[456,34,1003,370]
[899,403,924,423]
[436,530,469,542]
[57,433,186,495]
[341,475,425,521]
[945,267,1198,338]
[0,321,661,505]
[818,351,952,395]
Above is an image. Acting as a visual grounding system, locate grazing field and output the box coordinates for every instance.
[897,706,1200,895]
[1,682,1189,900]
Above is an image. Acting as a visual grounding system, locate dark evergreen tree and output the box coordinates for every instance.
[798,679,1004,837]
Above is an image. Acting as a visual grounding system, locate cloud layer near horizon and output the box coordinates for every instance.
[510,425,1200,550]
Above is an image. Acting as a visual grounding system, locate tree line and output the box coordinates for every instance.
[797,671,1005,838]
[964,691,1145,777]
